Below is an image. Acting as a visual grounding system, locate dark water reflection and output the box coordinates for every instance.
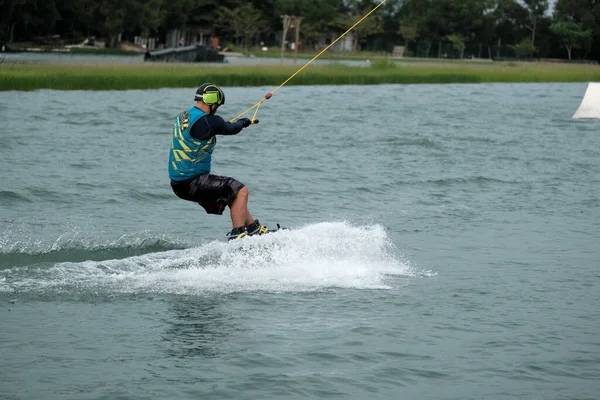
[162,296,242,359]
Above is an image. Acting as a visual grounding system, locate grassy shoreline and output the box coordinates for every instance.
[246,49,500,64]
[1,62,599,91]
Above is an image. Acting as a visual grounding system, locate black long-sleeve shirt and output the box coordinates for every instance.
[190,113,245,140]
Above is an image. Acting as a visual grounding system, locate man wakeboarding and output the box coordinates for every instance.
[168,83,270,240]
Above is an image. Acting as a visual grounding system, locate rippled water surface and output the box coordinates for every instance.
[1,83,599,399]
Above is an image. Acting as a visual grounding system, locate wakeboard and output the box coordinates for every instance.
[227,223,286,241]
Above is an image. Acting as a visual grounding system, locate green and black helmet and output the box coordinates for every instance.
[194,83,225,106]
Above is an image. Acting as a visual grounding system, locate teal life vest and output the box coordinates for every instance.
[168,107,216,181]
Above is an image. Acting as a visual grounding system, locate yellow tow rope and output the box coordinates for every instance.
[230,0,389,123]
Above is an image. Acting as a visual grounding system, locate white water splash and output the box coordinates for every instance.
[1,222,421,295]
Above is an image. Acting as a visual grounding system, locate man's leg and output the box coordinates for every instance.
[229,186,255,228]
[228,187,269,238]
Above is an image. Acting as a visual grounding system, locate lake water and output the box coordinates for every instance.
[1,83,599,399]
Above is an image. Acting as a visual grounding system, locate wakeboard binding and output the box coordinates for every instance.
[226,220,285,240]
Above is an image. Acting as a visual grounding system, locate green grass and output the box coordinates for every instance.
[248,48,498,64]
[1,62,599,91]
[248,49,387,60]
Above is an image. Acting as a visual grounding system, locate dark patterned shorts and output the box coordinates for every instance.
[171,174,245,215]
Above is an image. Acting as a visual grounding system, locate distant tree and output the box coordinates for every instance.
[217,4,263,50]
[95,0,164,47]
[97,0,127,47]
[189,0,228,28]
[554,0,600,61]
[523,0,549,47]
[492,0,529,47]
[512,37,536,57]
[550,20,592,59]
[1,0,23,42]
[0,0,61,42]
[332,0,383,51]
[216,7,244,47]
[293,20,320,50]
[398,0,495,43]
[398,22,418,45]
[70,0,99,38]
[446,34,465,58]
[132,0,165,37]
[4,0,599,62]
[161,0,194,30]
[273,0,341,50]
[238,4,264,50]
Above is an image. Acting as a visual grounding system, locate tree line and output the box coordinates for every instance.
[1,0,599,61]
